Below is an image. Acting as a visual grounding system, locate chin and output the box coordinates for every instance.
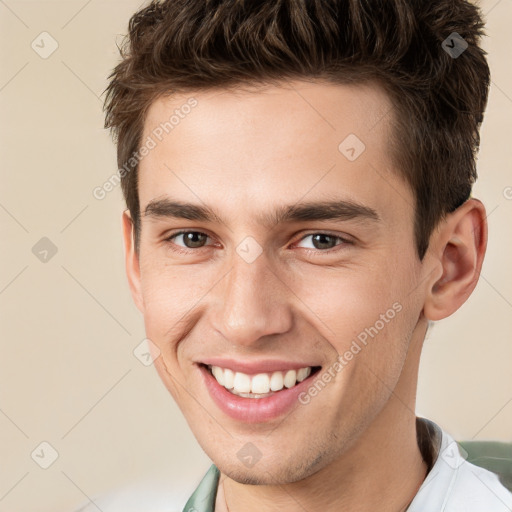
[214,449,328,486]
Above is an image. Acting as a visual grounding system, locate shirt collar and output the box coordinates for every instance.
[182,463,220,512]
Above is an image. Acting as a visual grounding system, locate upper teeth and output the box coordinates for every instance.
[209,365,312,395]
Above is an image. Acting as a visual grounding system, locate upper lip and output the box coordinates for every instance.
[199,358,320,375]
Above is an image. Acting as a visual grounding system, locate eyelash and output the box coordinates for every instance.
[163,230,352,256]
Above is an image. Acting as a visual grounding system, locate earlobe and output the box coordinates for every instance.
[121,210,144,313]
[423,198,487,321]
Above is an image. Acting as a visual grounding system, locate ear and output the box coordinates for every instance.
[121,210,144,313]
[423,198,487,321]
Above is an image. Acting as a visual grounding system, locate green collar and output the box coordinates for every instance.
[182,464,220,512]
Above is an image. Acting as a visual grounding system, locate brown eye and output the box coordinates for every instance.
[296,233,346,251]
[167,231,210,249]
[311,234,339,250]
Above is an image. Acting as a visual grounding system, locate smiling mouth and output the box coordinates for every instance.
[199,363,322,398]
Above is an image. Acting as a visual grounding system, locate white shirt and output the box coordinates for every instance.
[407,418,512,511]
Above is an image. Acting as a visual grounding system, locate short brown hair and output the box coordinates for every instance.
[104,0,490,259]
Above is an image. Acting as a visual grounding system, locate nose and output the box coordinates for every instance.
[212,251,293,347]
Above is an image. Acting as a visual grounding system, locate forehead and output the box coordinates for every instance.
[139,79,412,226]
[144,79,393,151]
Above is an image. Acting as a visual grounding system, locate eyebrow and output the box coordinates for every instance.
[143,197,380,228]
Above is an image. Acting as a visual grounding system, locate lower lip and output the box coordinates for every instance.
[198,364,320,423]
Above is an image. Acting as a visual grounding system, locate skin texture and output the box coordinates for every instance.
[122,80,487,512]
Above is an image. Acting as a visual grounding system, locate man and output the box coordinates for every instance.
[101,0,512,510]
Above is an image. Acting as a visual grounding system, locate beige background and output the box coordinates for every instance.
[0,1,511,511]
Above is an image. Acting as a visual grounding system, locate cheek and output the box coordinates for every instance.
[138,257,195,348]
[291,260,412,340]
[290,253,419,390]
[137,254,225,374]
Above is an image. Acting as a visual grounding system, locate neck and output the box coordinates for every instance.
[215,325,428,512]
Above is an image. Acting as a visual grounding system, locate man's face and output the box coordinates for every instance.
[128,80,432,484]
